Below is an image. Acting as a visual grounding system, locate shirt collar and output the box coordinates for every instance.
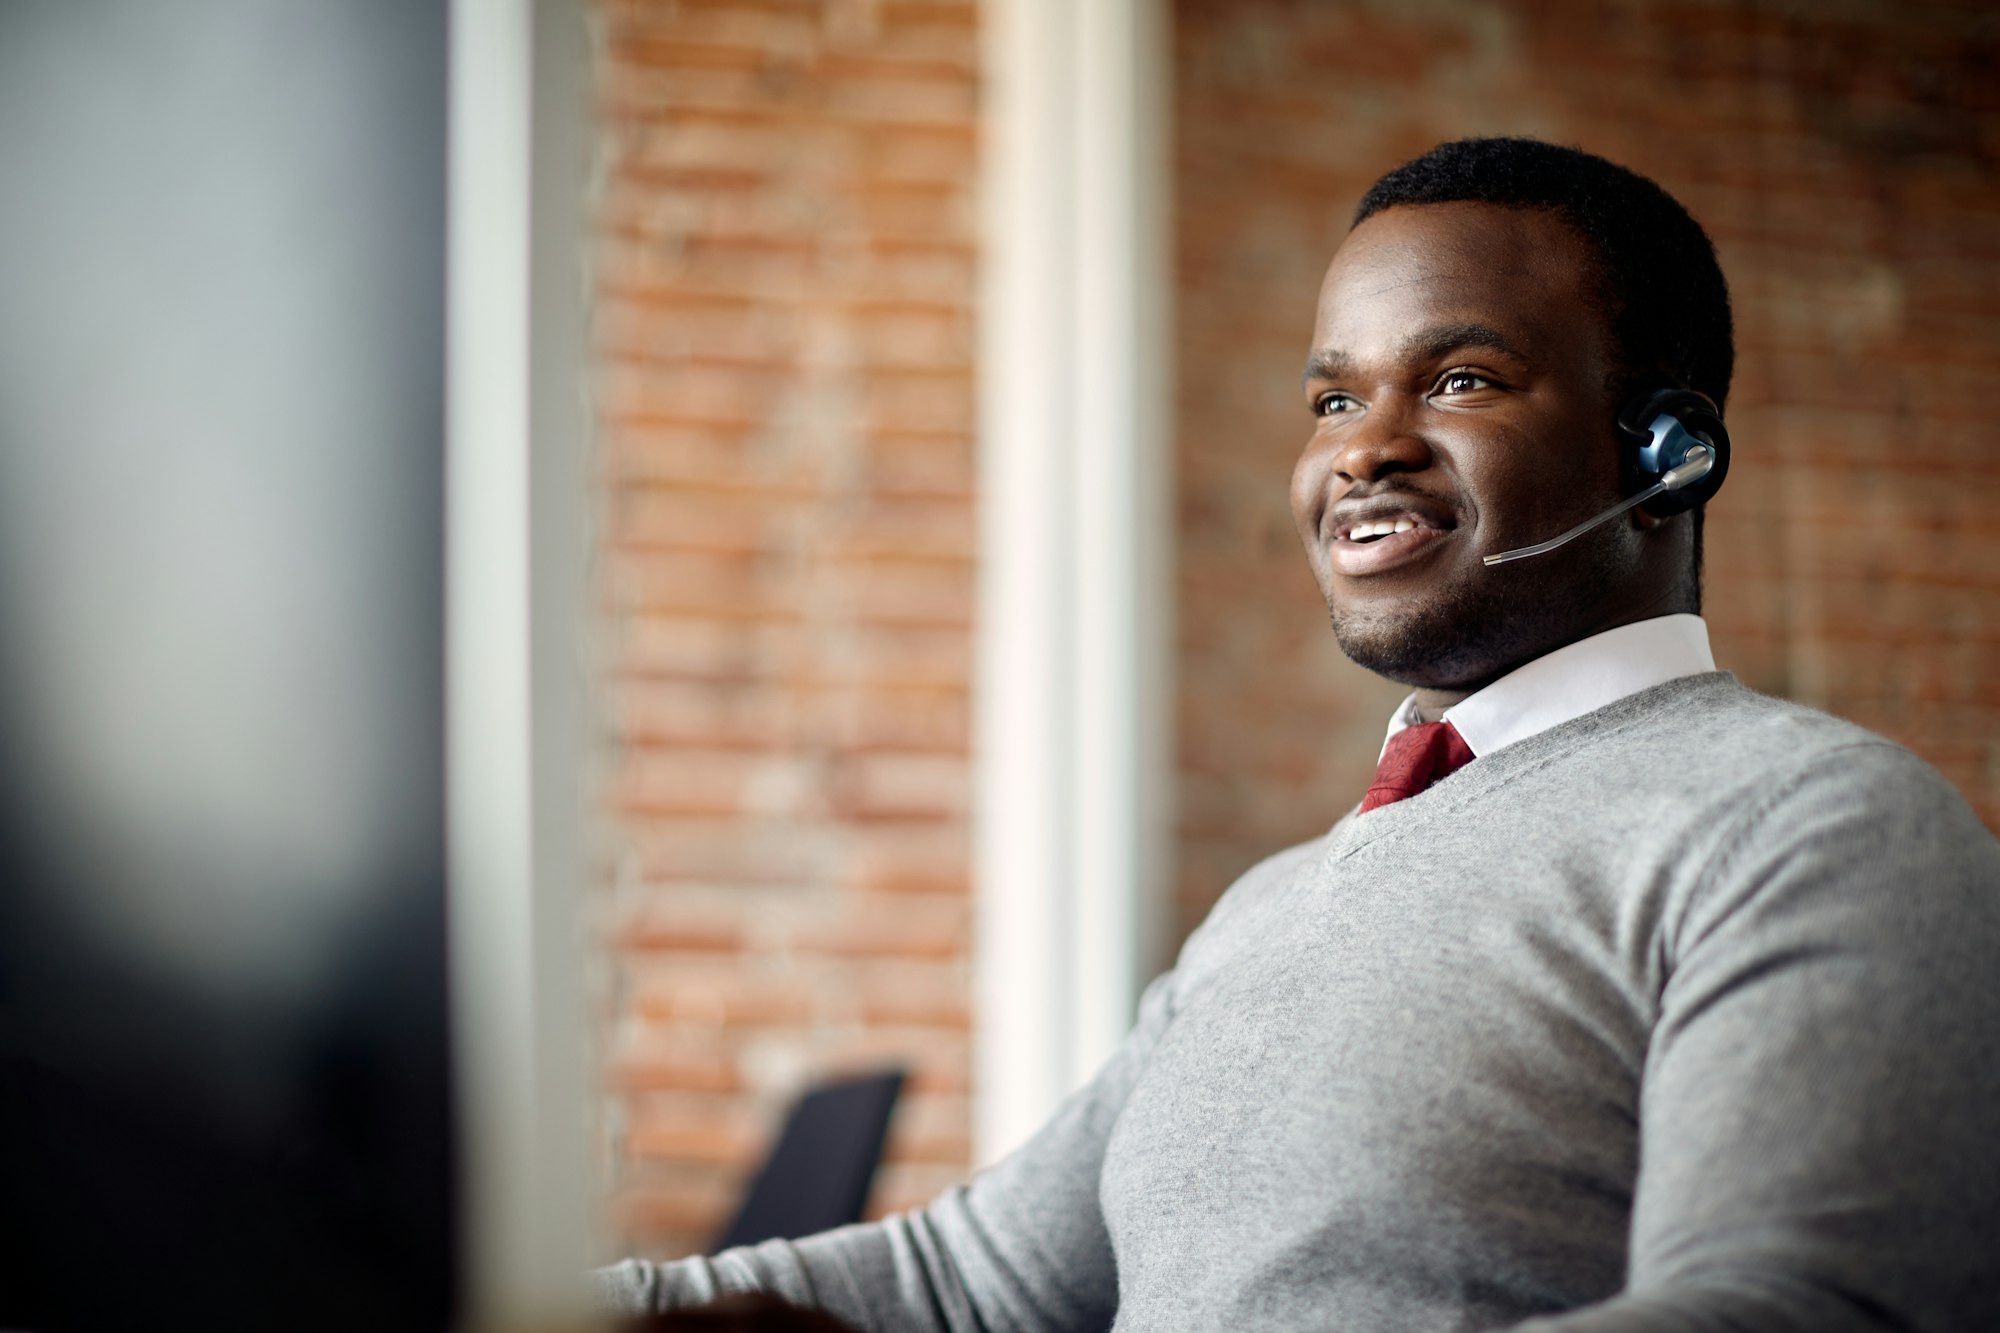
[1383,614,1716,759]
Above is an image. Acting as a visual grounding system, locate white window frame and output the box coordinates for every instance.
[973,0,1176,1166]
[446,0,595,1319]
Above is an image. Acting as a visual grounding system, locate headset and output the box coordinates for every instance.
[1483,387,1731,567]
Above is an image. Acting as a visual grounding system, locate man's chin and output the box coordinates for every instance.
[1328,587,1502,690]
[1334,620,1482,689]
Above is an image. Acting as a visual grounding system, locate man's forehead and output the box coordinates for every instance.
[1307,203,1600,363]
[1318,254,1559,303]
[1329,199,1583,267]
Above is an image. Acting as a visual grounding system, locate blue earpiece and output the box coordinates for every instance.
[1617,387,1730,517]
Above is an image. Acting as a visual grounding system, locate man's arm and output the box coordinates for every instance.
[594,967,1182,1333]
[1513,744,2000,1332]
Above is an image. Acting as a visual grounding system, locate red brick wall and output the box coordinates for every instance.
[1174,0,2000,938]
[595,0,980,1259]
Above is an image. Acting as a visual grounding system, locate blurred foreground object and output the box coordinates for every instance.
[0,2,454,1328]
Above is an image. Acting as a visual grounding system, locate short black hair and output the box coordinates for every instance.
[1354,137,1734,411]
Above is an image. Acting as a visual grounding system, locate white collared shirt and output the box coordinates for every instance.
[1382,614,1717,759]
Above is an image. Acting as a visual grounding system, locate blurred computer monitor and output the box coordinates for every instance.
[0,4,457,1327]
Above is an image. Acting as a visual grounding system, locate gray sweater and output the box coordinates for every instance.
[598,674,2000,1331]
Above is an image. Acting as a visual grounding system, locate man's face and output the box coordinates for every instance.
[1291,200,1683,691]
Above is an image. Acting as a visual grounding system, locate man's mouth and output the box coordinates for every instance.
[1327,500,1457,576]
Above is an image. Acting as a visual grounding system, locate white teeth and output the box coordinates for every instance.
[1346,517,1423,541]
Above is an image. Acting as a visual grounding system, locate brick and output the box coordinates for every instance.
[604,1038,743,1095]
[821,685,969,752]
[859,990,972,1032]
[618,36,789,74]
[600,359,795,428]
[855,429,975,498]
[853,372,976,434]
[625,1119,761,1166]
[838,250,979,311]
[835,178,974,238]
[817,1028,971,1094]
[881,1,976,25]
[613,614,809,680]
[827,751,968,820]
[627,961,818,1028]
[600,236,819,308]
[810,554,975,626]
[620,4,821,53]
[604,434,837,498]
[840,965,973,1031]
[616,678,798,748]
[612,487,793,554]
[837,623,972,688]
[620,115,810,175]
[819,497,975,560]
[615,747,825,819]
[842,822,970,895]
[623,817,838,888]
[823,68,974,125]
[610,891,754,953]
[598,294,810,366]
[847,301,975,365]
[608,549,792,617]
[789,891,971,960]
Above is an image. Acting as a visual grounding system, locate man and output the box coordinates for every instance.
[600,139,2000,1330]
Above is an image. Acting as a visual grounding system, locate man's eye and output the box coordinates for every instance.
[1314,392,1356,416]
[1436,370,1493,394]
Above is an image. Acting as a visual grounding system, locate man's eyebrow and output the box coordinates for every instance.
[1300,323,1531,389]
[1300,349,1355,388]
[1402,322,1531,365]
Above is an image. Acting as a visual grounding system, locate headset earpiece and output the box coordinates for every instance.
[1615,387,1730,517]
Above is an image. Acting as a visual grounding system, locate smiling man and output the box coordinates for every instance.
[600,140,2000,1331]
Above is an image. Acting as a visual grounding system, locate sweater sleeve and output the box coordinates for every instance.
[592,967,1182,1332]
[1510,744,2000,1333]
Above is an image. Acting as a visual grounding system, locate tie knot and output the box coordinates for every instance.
[1359,720,1475,814]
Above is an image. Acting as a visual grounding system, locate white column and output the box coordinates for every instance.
[446,0,593,1320]
[974,0,1175,1167]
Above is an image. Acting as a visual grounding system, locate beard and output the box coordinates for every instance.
[1329,527,1627,691]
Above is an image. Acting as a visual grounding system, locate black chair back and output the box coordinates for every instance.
[715,1068,907,1251]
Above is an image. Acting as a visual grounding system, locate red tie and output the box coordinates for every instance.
[1360,721,1475,814]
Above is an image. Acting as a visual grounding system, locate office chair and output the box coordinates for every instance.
[714,1068,907,1251]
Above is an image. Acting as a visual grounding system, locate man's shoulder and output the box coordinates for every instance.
[1616,673,1995,866]
[1511,672,1992,873]
[1598,672,1934,785]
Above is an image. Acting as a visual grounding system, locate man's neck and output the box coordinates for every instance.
[1405,602,1702,725]
[1409,689,1469,725]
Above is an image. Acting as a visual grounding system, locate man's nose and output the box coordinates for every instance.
[1331,396,1431,483]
